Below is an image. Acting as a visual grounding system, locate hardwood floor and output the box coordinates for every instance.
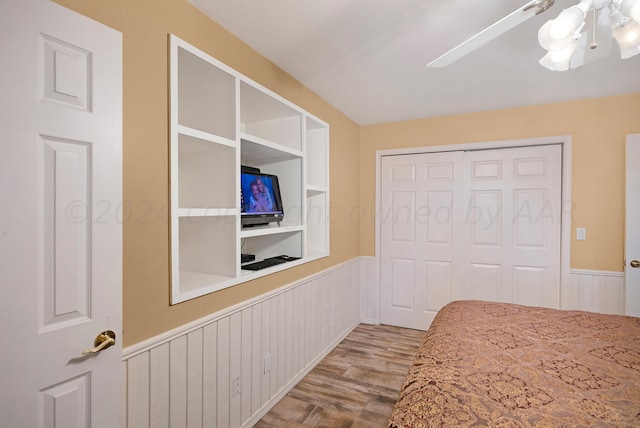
[254,324,425,428]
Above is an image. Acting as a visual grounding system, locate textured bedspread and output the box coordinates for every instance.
[388,300,640,427]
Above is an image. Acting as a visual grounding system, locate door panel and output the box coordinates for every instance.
[380,145,561,330]
[380,152,464,329]
[0,1,122,426]
[463,145,561,309]
[626,134,640,316]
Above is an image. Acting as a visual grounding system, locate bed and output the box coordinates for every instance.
[388,300,640,427]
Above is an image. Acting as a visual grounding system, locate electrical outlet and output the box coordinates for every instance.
[264,353,272,374]
[232,376,241,397]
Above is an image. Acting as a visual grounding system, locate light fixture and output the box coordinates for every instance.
[611,8,640,57]
[538,0,640,70]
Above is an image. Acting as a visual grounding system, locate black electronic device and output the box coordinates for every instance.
[240,166,285,227]
[241,253,255,263]
[241,257,288,271]
[274,255,300,262]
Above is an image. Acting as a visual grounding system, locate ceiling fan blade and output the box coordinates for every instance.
[427,0,553,68]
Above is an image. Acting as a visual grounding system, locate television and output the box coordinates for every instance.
[240,167,284,227]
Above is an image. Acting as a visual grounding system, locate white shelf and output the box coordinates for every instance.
[240,224,303,238]
[306,185,328,194]
[170,35,328,304]
[177,271,236,295]
[177,124,236,148]
[240,133,303,162]
[177,208,238,217]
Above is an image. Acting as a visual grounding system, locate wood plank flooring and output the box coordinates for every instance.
[254,324,425,428]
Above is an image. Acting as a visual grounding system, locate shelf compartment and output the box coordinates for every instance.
[241,230,303,267]
[247,157,303,228]
[306,122,328,189]
[173,216,237,301]
[240,81,302,151]
[176,44,236,139]
[306,191,329,257]
[176,133,236,209]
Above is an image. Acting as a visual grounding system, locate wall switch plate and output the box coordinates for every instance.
[577,228,586,241]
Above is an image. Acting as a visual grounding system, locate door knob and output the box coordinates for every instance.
[631,260,640,268]
[82,330,116,354]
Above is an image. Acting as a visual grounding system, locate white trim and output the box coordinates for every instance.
[375,135,573,313]
[123,257,359,360]
[570,269,624,277]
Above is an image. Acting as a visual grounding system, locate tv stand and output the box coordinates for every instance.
[169,35,329,304]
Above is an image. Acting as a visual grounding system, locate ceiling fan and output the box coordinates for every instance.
[426,0,640,71]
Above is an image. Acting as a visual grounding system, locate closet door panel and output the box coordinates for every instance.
[464,145,561,308]
[380,152,464,330]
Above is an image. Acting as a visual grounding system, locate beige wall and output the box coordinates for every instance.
[360,93,640,272]
[55,0,361,346]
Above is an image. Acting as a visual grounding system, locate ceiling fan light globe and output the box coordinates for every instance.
[550,44,579,61]
[550,7,586,39]
[549,20,573,39]
[539,20,555,49]
[612,19,640,58]
[538,37,579,71]
[539,20,579,50]
[539,52,572,70]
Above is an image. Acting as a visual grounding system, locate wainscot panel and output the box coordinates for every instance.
[123,258,361,428]
[564,269,625,314]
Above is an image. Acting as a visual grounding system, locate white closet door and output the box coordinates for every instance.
[380,145,562,330]
[625,134,640,316]
[464,145,562,308]
[380,151,465,330]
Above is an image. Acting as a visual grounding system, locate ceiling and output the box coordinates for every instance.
[188,0,640,125]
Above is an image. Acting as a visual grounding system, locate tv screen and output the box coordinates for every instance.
[240,169,284,226]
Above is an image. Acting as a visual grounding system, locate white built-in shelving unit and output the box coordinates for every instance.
[169,35,329,304]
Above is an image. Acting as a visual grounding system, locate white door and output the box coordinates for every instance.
[463,145,562,308]
[626,134,640,316]
[380,145,562,330]
[0,1,122,427]
[380,151,465,329]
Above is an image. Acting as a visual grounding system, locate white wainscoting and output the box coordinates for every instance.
[360,259,626,325]
[122,258,361,428]
[563,269,625,314]
[359,256,378,325]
